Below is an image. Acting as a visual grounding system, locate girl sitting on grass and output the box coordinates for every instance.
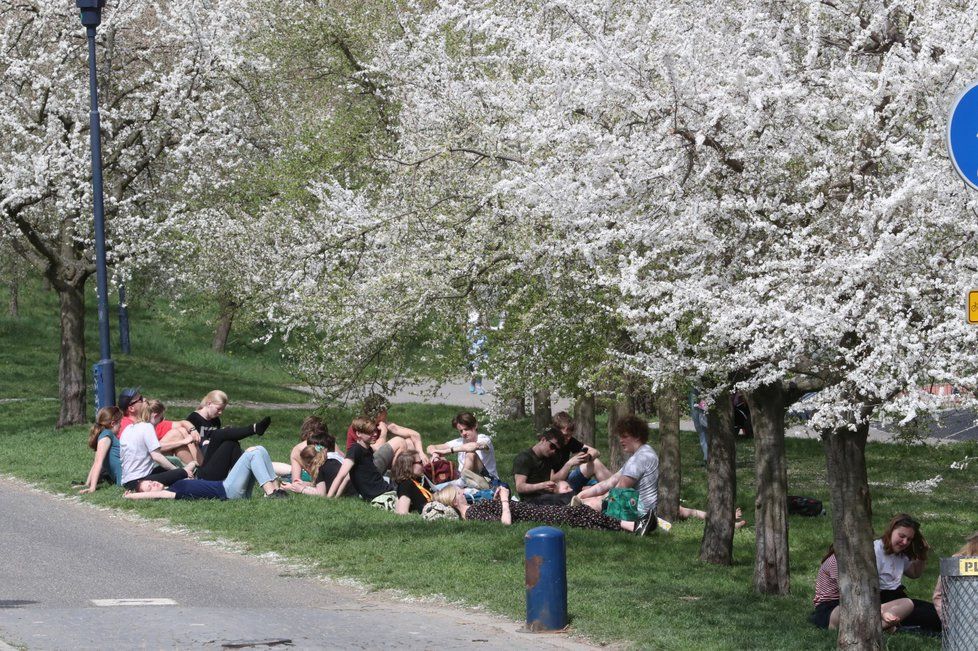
[288,432,356,497]
[124,445,288,500]
[391,450,432,515]
[433,485,656,535]
[287,416,338,484]
[79,407,123,493]
[186,390,273,481]
[874,513,941,632]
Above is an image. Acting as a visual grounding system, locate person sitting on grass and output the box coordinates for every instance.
[288,432,356,498]
[124,445,288,500]
[147,399,203,463]
[327,417,394,500]
[287,416,337,484]
[120,401,195,491]
[118,388,200,467]
[511,428,574,505]
[874,513,942,633]
[426,411,500,489]
[391,450,432,515]
[344,394,428,465]
[549,412,613,492]
[809,543,913,631]
[575,416,659,522]
[186,389,274,481]
[79,406,124,493]
[432,485,656,535]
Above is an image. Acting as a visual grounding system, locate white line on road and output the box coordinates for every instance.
[91,598,178,607]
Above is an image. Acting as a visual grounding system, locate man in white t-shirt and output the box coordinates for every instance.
[577,415,659,535]
[426,411,499,488]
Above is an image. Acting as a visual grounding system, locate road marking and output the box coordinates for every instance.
[91,598,177,607]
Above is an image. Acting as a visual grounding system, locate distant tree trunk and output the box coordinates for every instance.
[606,399,630,471]
[52,271,88,427]
[533,388,552,433]
[655,387,682,522]
[823,418,882,650]
[700,390,736,565]
[574,393,596,447]
[7,279,18,317]
[746,383,790,595]
[212,297,237,352]
[507,392,527,420]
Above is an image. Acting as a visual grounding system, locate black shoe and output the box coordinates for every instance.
[634,510,657,536]
[265,488,289,499]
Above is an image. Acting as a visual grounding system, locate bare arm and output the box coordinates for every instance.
[395,495,412,515]
[578,470,622,499]
[327,459,355,498]
[291,480,327,497]
[158,435,194,454]
[498,486,512,525]
[388,423,419,438]
[149,449,178,470]
[124,489,176,500]
[514,473,555,495]
[289,442,305,483]
[427,440,456,456]
[79,438,112,494]
[905,557,926,579]
[551,451,588,482]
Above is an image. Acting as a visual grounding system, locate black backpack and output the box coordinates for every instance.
[787,495,824,516]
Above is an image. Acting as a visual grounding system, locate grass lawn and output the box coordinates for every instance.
[1,281,975,649]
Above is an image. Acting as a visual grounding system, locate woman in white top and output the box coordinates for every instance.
[875,513,941,633]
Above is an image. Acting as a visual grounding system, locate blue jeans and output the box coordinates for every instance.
[222,446,276,499]
[567,467,593,493]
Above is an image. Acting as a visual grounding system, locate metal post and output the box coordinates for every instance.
[940,556,978,650]
[118,284,131,354]
[77,0,115,409]
[524,526,567,632]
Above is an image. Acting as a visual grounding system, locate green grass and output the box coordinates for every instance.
[2,281,974,649]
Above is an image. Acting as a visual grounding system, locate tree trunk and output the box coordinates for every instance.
[212,297,237,352]
[823,419,882,650]
[507,393,527,420]
[7,279,18,317]
[655,387,682,522]
[606,399,630,471]
[532,388,552,433]
[700,390,736,564]
[746,383,790,595]
[54,277,88,427]
[574,394,596,447]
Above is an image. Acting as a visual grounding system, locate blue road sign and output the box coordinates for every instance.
[948,81,978,190]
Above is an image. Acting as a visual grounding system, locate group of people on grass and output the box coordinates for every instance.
[82,388,971,637]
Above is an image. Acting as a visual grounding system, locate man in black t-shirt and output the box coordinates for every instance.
[549,412,613,493]
[327,417,393,501]
[512,430,574,506]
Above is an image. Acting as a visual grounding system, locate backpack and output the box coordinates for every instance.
[423,458,458,484]
[601,487,641,522]
[370,490,397,511]
[787,495,824,517]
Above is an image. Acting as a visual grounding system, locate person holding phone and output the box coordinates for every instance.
[548,413,613,493]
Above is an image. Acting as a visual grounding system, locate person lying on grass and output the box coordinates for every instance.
[118,388,200,467]
[390,450,432,515]
[289,432,356,498]
[185,389,275,481]
[124,446,289,500]
[432,485,656,535]
[575,416,659,522]
[327,417,395,500]
[426,411,500,489]
[79,406,124,493]
[345,394,428,465]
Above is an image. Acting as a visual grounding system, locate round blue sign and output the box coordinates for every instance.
[948,81,978,190]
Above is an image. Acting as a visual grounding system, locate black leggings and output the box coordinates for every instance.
[196,425,254,481]
[881,587,942,632]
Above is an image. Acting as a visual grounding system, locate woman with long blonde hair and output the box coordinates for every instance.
[186,390,273,481]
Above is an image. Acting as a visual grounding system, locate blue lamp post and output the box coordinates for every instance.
[77,0,116,410]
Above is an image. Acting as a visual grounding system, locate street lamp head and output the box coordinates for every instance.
[76,0,107,29]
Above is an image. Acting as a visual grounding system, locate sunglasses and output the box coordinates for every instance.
[547,440,559,450]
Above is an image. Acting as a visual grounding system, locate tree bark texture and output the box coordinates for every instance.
[211,297,237,353]
[746,383,790,595]
[700,391,736,565]
[823,420,882,650]
[533,388,552,433]
[7,279,18,317]
[655,387,682,522]
[606,399,631,471]
[55,278,87,427]
[507,393,527,420]
[574,394,596,447]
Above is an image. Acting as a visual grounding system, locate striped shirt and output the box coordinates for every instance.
[813,554,840,606]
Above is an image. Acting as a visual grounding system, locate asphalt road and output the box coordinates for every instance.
[0,479,594,651]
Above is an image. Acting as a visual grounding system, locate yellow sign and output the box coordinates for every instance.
[970,291,978,324]
[961,558,978,576]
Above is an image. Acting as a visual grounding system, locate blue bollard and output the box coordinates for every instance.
[525,526,567,632]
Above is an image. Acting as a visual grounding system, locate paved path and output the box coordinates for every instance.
[0,478,595,651]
